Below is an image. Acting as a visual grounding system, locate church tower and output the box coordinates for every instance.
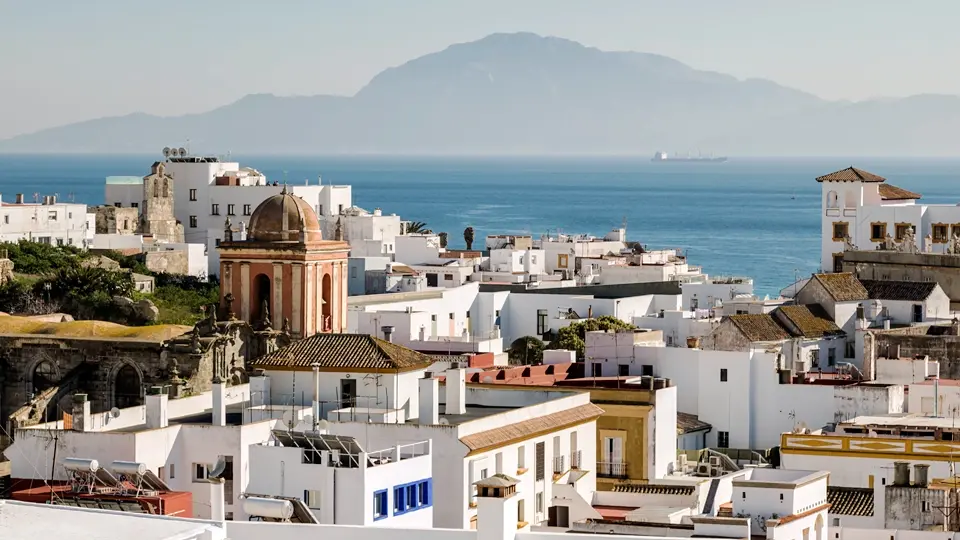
[140,161,185,243]
[217,187,350,338]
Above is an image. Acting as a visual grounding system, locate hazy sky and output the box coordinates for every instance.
[4,0,959,139]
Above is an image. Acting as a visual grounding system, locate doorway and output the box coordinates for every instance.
[340,378,357,408]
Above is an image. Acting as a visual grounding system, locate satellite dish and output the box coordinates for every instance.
[302,414,314,427]
[110,407,121,419]
[178,147,187,157]
[439,418,450,425]
[162,147,171,158]
[207,456,227,480]
[317,419,330,431]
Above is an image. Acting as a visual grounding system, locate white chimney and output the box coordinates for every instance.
[419,374,439,424]
[145,386,169,429]
[15,193,23,204]
[476,475,523,540]
[209,478,226,522]
[71,394,91,432]
[212,379,226,426]
[883,319,891,330]
[419,326,426,341]
[382,325,395,342]
[445,366,467,415]
[312,363,321,429]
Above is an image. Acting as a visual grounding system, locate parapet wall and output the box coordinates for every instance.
[843,249,960,302]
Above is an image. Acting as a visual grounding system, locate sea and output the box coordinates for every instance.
[2,154,959,297]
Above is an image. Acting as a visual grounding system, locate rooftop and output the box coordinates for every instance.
[860,279,939,302]
[727,313,791,342]
[811,272,869,302]
[839,413,960,429]
[459,402,603,454]
[677,412,712,435]
[879,183,922,201]
[0,500,223,540]
[815,166,886,183]
[827,486,874,517]
[775,304,843,338]
[251,333,436,372]
[0,316,191,343]
[732,468,828,487]
[105,176,144,185]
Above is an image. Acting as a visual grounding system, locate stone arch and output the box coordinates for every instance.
[111,361,144,410]
[28,358,61,394]
[826,190,839,208]
[153,180,160,198]
[162,178,170,198]
[321,272,332,331]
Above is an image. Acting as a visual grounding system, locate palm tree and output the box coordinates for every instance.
[405,221,432,234]
[463,226,475,250]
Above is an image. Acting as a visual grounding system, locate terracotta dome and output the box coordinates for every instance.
[247,188,323,243]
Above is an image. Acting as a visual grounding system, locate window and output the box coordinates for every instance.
[720,368,728,382]
[338,204,343,214]
[495,309,501,317]
[913,304,923,323]
[895,223,913,242]
[618,364,629,376]
[557,254,569,269]
[832,253,844,273]
[56,238,64,247]
[641,364,654,376]
[350,267,357,278]
[393,480,431,515]
[114,202,121,208]
[430,314,437,322]
[318,204,323,216]
[495,452,503,474]
[215,239,221,248]
[742,491,746,499]
[870,222,887,242]
[444,274,453,281]
[406,484,417,507]
[243,204,252,216]
[418,481,430,506]
[811,349,820,367]
[934,223,949,243]
[832,222,849,241]
[227,204,235,216]
[130,203,138,210]
[123,219,129,230]
[779,493,784,501]
[304,490,321,509]
[535,442,545,481]
[717,431,730,448]
[845,340,855,359]
[591,364,602,377]
[193,463,209,482]
[480,468,488,480]
[536,492,544,513]
[189,216,197,228]
[531,255,537,264]
[189,189,197,201]
[518,446,526,470]
[3,215,7,224]
[536,309,549,335]
[448,313,454,320]
[826,191,839,208]
[828,348,836,366]
[211,203,220,215]
[48,211,57,221]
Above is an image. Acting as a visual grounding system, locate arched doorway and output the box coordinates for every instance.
[814,513,824,540]
[114,364,142,409]
[321,273,332,332]
[253,273,271,322]
[32,361,58,394]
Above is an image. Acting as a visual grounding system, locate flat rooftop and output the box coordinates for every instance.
[736,469,826,485]
[838,413,960,429]
[0,500,221,540]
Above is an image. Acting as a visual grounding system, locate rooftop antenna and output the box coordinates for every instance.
[185,138,191,156]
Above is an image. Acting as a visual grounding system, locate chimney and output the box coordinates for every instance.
[883,319,891,331]
[15,193,23,204]
[311,363,321,429]
[381,325,395,343]
[445,366,467,415]
[71,394,91,432]
[50,195,56,205]
[419,373,440,424]
[475,475,524,540]
[419,325,426,341]
[145,386,168,429]
[914,464,930,487]
[212,378,226,427]
[209,477,226,522]
[894,461,911,486]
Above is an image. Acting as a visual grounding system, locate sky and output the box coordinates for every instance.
[3,0,960,139]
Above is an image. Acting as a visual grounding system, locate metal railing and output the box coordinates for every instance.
[571,450,582,470]
[597,462,628,479]
[553,455,565,474]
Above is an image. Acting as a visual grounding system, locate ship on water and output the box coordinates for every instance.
[651,151,727,163]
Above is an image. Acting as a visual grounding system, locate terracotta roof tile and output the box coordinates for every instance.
[878,183,921,200]
[612,484,696,495]
[775,304,843,338]
[828,486,874,516]
[727,314,791,342]
[813,273,869,302]
[816,167,886,183]
[459,403,603,454]
[677,412,711,434]
[860,279,939,302]
[251,333,435,371]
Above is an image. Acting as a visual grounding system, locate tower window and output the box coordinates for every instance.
[189,189,197,201]
[832,222,849,241]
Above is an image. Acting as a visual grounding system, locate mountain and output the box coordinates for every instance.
[1,32,958,156]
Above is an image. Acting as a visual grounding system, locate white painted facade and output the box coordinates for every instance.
[486,248,546,276]
[0,196,89,248]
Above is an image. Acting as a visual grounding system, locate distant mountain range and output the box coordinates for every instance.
[3,32,960,156]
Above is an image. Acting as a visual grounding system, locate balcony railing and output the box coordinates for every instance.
[570,450,582,470]
[597,462,628,479]
[553,455,565,474]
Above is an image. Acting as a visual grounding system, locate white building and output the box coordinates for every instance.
[0,193,89,247]
[249,332,601,530]
[535,229,627,277]
[859,279,952,326]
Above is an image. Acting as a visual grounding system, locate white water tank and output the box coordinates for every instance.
[243,497,294,520]
[63,458,99,472]
[111,461,147,476]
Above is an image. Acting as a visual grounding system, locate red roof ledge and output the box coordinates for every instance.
[816,167,886,183]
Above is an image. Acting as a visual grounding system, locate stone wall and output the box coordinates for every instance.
[93,206,139,235]
[843,249,960,302]
[868,324,960,379]
[145,250,189,275]
[141,163,184,243]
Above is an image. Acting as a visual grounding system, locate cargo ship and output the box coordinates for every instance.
[651,151,727,163]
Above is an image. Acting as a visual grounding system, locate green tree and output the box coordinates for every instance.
[509,336,545,365]
[0,239,87,274]
[405,221,432,234]
[463,226,475,250]
[37,266,134,300]
[548,315,636,359]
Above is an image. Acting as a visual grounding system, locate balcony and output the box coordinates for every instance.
[570,450,582,470]
[553,455,565,474]
[597,462,628,479]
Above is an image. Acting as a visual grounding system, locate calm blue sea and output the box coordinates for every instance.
[2,154,959,296]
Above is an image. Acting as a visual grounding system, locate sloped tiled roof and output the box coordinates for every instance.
[612,484,696,495]
[878,183,921,200]
[827,486,874,516]
[775,304,843,338]
[251,333,435,371]
[727,314,791,342]
[677,412,711,434]
[860,279,939,302]
[459,403,603,454]
[815,167,886,183]
[812,273,869,302]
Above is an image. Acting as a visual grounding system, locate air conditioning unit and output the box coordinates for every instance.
[709,456,722,468]
[696,463,712,477]
[710,467,723,477]
[677,454,688,471]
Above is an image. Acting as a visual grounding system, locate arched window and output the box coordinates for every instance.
[826,191,839,208]
[153,181,160,198]
[162,178,170,198]
[254,274,271,322]
[321,273,333,332]
[114,364,142,409]
[33,361,58,393]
